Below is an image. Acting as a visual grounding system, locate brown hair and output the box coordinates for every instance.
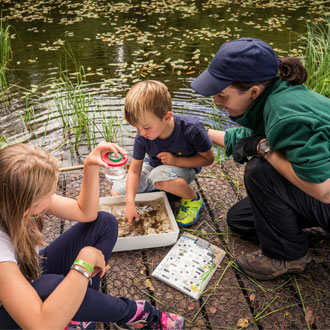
[231,57,307,92]
[124,80,172,125]
[0,144,59,281]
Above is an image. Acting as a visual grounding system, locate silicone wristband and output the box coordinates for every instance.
[73,259,94,275]
[71,265,92,285]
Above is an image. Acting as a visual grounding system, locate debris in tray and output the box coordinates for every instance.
[100,198,173,237]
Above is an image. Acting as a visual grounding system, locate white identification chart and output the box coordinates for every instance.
[152,233,226,299]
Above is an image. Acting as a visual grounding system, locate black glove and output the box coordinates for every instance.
[233,136,264,164]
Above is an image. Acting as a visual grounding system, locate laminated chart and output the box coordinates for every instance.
[152,233,226,299]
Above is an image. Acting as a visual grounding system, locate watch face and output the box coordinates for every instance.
[260,141,271,153]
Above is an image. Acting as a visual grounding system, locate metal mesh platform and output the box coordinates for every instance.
[43,161,330,329]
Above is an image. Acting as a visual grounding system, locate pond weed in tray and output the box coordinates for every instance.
[99,192,179,252]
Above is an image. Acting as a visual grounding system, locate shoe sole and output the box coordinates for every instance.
[114,317,186,330]
[236,260,312,281]
[177,200,205,227]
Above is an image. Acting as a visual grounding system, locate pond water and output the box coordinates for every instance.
[0,0,328,165]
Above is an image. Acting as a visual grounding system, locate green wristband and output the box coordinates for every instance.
[74,259,94,275]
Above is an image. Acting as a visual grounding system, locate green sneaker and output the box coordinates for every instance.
[176,192,204,227]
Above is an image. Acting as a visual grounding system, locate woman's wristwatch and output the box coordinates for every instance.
[257,139,272,156]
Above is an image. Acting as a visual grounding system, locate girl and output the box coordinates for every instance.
[0,142,184,329]
[191,37,330,281]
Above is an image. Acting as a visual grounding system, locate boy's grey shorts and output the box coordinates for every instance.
[112,162,196,195]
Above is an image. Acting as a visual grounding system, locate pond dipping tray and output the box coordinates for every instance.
[99,192,179,252]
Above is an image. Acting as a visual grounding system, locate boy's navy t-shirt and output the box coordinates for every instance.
[133,114,212,173]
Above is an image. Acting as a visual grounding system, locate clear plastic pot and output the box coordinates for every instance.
[103,152,128,182]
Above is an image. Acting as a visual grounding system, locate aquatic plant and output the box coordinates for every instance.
[52,45,124,154]
[95,106,123,143]
[0,19,12,100]
[0,135,9,149]
[54,67,95,151]
[204,99,233,163]
[304,17,330,97]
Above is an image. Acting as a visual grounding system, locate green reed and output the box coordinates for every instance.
[204,99,232,164]
[304,17,330,97]
[95,106,123,143]
[0,19,12,99]
[54,66,95,151]
[0,135,9,149]
[54,57,122,153]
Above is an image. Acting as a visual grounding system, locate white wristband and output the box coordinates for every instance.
[71,264,92,285]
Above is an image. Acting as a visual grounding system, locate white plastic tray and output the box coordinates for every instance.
[99,192,179,252]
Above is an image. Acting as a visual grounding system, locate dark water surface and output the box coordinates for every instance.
[0,0,328,164]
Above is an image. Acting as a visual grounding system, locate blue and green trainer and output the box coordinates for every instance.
[176,192,204,227]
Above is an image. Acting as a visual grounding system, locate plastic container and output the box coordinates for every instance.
[103,152,128,182]
[99,192,179,252]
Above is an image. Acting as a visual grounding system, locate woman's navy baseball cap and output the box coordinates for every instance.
[191,37,280,96]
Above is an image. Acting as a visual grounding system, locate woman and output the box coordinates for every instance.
[191,37,330,280]
[0,142,184,329]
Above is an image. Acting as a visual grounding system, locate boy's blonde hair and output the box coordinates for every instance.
[124,80,172,125]
[0,143,59,281]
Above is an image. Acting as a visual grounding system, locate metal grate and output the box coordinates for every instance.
[42,162,330,329]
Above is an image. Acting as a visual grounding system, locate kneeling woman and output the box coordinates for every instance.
[191,37,330,281]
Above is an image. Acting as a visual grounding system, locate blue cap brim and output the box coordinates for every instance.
[190,68,232,96]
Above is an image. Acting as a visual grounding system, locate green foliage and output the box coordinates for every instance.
[304,17,330,97]
[0,135,9,149]
[52,46,122,154]
[204,99,230,164]
[54,68,95,151]
[0,19,12,100]
[95,106,123,143]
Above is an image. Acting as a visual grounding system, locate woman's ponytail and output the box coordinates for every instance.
[279,57,307,85]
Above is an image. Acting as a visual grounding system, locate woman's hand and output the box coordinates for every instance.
[85,141,128,169]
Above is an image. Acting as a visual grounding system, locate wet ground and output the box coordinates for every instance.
[44,161,330,329]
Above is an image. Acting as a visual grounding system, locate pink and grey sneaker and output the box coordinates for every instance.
[114,300,185,330]
[65,320,96,330]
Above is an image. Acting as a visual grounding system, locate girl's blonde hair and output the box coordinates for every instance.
[0,144,59,281]
[124,80,172,125]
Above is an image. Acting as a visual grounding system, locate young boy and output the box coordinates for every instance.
[111,80,214,227]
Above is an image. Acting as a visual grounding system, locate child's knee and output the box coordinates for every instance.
[110,189,120,196]
[154,180,168,190]
[98,211,118,235]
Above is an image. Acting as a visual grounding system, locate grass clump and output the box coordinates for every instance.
[304,17,330,97]
[53,47,123,154]
[0,19,12,100]
[54,64,95,151]
[204,99,233,163]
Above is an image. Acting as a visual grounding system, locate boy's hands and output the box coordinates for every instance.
[125,203,139,225]
[157,152,176,165]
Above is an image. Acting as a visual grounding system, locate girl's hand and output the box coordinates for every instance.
[85,142,128,169]
[76,246,106,278]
